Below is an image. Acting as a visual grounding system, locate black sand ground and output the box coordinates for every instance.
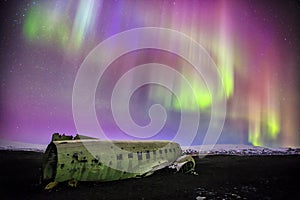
[0,150,299,199]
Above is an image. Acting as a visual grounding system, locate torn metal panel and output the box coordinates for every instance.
[169,155,196,173]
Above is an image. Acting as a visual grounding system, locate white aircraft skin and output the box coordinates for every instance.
[43,134,196,189]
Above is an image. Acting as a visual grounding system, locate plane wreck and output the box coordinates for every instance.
[43,133,196,189]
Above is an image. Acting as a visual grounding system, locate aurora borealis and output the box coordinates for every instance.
[0,0,299,147]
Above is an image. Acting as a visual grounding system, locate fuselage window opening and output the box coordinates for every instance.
[173,148,176,152]
[164,149,168,154]
[169,149,172,152]
[159,150,163,154]
[145,151,150,159]
[137,152,143,160]
[128,153,133,158]
[117,154,123,160]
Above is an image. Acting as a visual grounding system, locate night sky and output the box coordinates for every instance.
[0,0,299,147]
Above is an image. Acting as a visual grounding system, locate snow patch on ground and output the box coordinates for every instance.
[195,185,260,200]
[182,144,300,155]
[0,139,47,152]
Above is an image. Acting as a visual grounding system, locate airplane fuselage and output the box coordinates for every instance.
[43,139,182,183]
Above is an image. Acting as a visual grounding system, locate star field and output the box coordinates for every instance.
[0,0,299,147]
